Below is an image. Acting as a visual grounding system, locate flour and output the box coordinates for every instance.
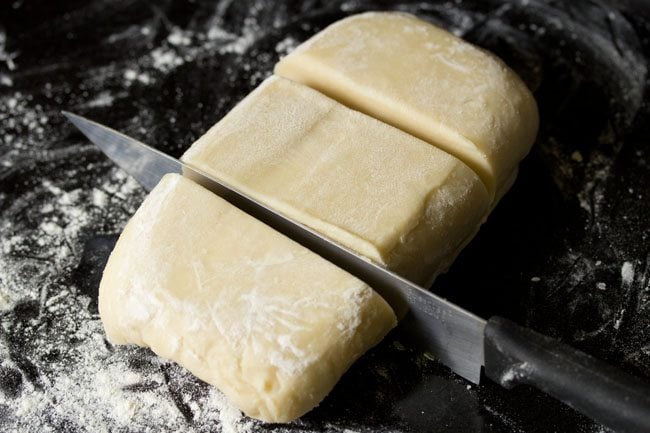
[124,69,152,85]
[92,188,108,207]
[150,48,185,73]
[0,296,258,432]
[621,261,634,286]
[275,36,299,57]
[576,153,612,215]
[167,28,193,47]
[0,77,166,428]
[0,30,17,71]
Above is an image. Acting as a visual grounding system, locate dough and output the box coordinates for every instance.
[182,76,490,286]
[100,13,539,423]
[99,173,396,422]
[274,12,539,199]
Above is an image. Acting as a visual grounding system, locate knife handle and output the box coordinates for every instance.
[484,316,650,433]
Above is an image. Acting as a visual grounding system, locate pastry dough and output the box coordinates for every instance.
[99,174,396,422]
[99,12,539,424]
[182,76,490,286]
[274,12,539,198]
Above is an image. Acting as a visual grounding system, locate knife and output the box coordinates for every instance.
[63,111,650,433]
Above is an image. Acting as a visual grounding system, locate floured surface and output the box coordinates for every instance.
[1,0,649,432]
[183,76,489,285]
[275,12,538,197]
[100,174,396,422]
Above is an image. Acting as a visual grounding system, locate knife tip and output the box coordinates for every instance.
[61,110,75,120]
[61,111,88,129]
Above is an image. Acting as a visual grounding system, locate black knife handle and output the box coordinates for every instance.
[484,316,650,433]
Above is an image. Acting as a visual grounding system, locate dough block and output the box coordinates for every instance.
[182,76,490,286]
[99,174,396,422]
[275,12,539,199]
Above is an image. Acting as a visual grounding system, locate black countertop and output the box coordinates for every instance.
[1,0,649,432]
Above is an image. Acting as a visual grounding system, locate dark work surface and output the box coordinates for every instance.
[1,0,649,432]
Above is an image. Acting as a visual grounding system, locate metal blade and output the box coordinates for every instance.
[63,111,487,383]
[62,112,182,190]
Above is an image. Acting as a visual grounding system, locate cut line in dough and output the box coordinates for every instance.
[275,11,539,199]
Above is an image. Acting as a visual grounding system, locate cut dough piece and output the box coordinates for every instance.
[99,173,396,423]
[182,76,490,286]
[275,12,539,199]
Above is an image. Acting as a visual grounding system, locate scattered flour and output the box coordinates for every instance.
[621,261,634,286]
[167,27,192,47]
[85,91,115,108]
[218,24,261,55]
[275,36,299,57]
[150,48,185,73]
[0,30,18,70]
[124,69,152,85]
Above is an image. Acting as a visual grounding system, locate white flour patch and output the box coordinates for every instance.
[124,69,152,85]
[85,90,115,107]
[275,36,299,57]
[0,30,18,70]
[150,48,185,73]
[167,27,193,47]
[621,261,634,286]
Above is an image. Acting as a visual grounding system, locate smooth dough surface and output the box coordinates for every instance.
[98,174,396,422]
[275,12,539,198]
[182,76,490,285]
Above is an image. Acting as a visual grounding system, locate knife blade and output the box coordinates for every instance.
[62,111,487,384]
